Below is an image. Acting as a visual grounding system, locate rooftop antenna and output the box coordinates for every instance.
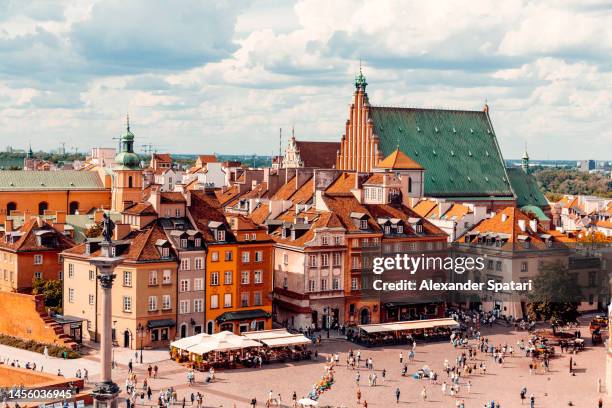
[279,128,282,164]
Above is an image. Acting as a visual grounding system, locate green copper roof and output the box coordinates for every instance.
[370,107,513,198]
[0,170,105,191]
[115,118,140,170]
[521,205,551,222]
[506,167,549,208]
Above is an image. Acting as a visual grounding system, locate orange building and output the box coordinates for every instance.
[188,190,273,334]
[0,216,74,293]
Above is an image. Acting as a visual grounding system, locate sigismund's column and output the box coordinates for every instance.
[90,241,122,408]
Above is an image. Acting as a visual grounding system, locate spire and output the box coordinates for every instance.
[483,97,489,113]
[126,113,130,132]
[355,60,367,91]
[521,142,530,174]
[27,142,33,158]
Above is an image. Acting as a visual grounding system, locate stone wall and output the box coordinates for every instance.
[0,291,76,348]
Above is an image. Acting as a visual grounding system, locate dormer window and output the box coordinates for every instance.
[360,220,368,230]
[384,226,390,235]
[162,247,170,258]
[110,246,116,257]
[194,238,201,247]
[180,238,188,248]
[397,225,404,234]
[322,236,329,245]
[415,224,423,233]
[217,230,225,241]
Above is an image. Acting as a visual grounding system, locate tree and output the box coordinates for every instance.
[31,278,63,309]
[527,260,581,325]
[85,221,102,238]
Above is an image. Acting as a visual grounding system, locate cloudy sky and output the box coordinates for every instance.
[1,0,611,159]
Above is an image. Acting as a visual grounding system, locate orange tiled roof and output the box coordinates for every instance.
[287,177,314,204]
[271,177,299,200]
[197,154,218,164]
[412,200,438,218]
[215,185,241,206]
[0,218,75,252]
[595,219,612,229]
[241,182,268,200]
[189,190,233,242]
[160,192,186,203]
[250,203,270,225]
[376,148,424,170]
[441,203,471,220]
[363,174,384,185]
[152,153,172,162]
[123,202,157,216]
[325,173,356,195]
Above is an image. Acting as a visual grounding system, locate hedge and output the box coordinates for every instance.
[0,334,80,359]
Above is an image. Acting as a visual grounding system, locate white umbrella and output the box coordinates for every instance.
[298,398,318,406]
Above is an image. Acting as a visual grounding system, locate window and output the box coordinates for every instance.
[210,294,219,309]
[150,329,159,342]
[89,270,95,280]
[180,238,188,248]
[333,253,341,266]
[195,238,202,247]
[322,236,329,246]
[241,292,249,307]
[194,257,204,270]
[308,280,316,292]
[89,294,94,305]
[193,298,204,313]
[148,296,158,311]
[149,270,158,285]
[334,236,342,246]
[253,291,262,306]
[320,279,328,291]
[351,278,359,290]
[241,271,250,285]
[34,254,43,265]
[211,251,219,262]
[162,295,171,310]
[520,262,528,272]
[34,271,42,280]
[308,255,317,267]
[194,278,203,291]
[487,260,494,270]
[162,270,172,284]
[123,271,132,287]
[321,253,329,267]
[179,300,189,314]
[217,230,226,241]
[180,258,190,271]
[175,209,181,217]
[362,238,369,247]
[224,271,233,285]
[242,251,250,263]
[283,253,289,265]
[68,263,74,278]
[408,243,417,251]
[123,296,132,312]
[495,261,502,271]
[224,293,232,308]
[415,224,423,233]
[398,225,404,234]
[224,251,233,261]
[68,288,75,303]
[332,278,340,290]
[255,251,263,262]
[254,270,262,284]
[161,247,169,258]
[360,220,368,229]
[180,279,190,292]
[352,256,360,269]
[589,271,597,287]
[210,272,219,286]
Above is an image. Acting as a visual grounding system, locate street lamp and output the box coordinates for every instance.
[136,323,149,364]
[324,307,330,338]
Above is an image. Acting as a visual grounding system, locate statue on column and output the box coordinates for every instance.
[102,213,115,243]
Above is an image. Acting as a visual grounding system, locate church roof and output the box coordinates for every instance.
[506,167,549,208]
[0,170,105,191]
[369,106,513,198]
[295,141,340,168]
[376,148,423,170]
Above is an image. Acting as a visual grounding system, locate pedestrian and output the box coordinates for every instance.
[520,387,527,405]
[190,393,195,406]
[356,387,362,404]
[154,365,158,378]
[399,352,403,364]
[355,372,360,384]
[83,368,89,382]
[382,368,386,384]
[599,397,603,408]
[421,386,427,401]
[530,394,535,408]
[147,386,152,400]
[250,397,257,408]
[128,359,133,373]
[43,346,49,358]
[395,387,401,404]
[148,365,153,377]
[363,400,368,408]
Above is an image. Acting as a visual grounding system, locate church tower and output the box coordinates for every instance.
[336,66,381,172]
[112,116,143,212]
[521,145,530,174]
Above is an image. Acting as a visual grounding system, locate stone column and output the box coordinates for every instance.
[607,302,612,395]
[91,245,122,408]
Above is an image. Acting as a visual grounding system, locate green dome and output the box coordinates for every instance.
[115,151,140,169]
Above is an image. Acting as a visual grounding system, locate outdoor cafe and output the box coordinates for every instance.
[170,329,312,370]
[350,318,460,347]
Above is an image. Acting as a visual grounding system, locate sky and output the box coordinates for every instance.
[0,0,611,160]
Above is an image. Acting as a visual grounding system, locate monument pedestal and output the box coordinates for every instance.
[92,381,121,408]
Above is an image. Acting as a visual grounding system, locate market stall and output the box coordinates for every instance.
[244,329,312,362]
[353,318,460,347]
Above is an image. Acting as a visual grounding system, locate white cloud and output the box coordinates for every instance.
[0,0,609,159]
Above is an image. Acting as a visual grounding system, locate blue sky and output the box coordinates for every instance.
[0,0,611,159]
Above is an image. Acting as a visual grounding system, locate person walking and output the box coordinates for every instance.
[128,359,133,374]
[148,365,153,377]
[530,394,535,408]
[356,387,362,405]
[599,397,603,408]
[421,386,427,401]
[382,368,386,384]
[520,387,527,405]
[395,387,401,404]
[399,352,403,364]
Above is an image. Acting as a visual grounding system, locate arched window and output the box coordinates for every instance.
[206,321,214,335]
[6,202,16,214]
[128,176,133,188]
[38,201,48,215]
[69,201,79,215]
[408,177,412,193]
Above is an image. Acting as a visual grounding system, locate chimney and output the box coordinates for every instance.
[55,211,66,224]
[114,223,131,240]
[4,219,13,232]
[23,210,32,225]
[529,219,538,231]
[518,219,526,232]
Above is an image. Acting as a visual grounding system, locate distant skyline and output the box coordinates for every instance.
[1,0,611,159]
